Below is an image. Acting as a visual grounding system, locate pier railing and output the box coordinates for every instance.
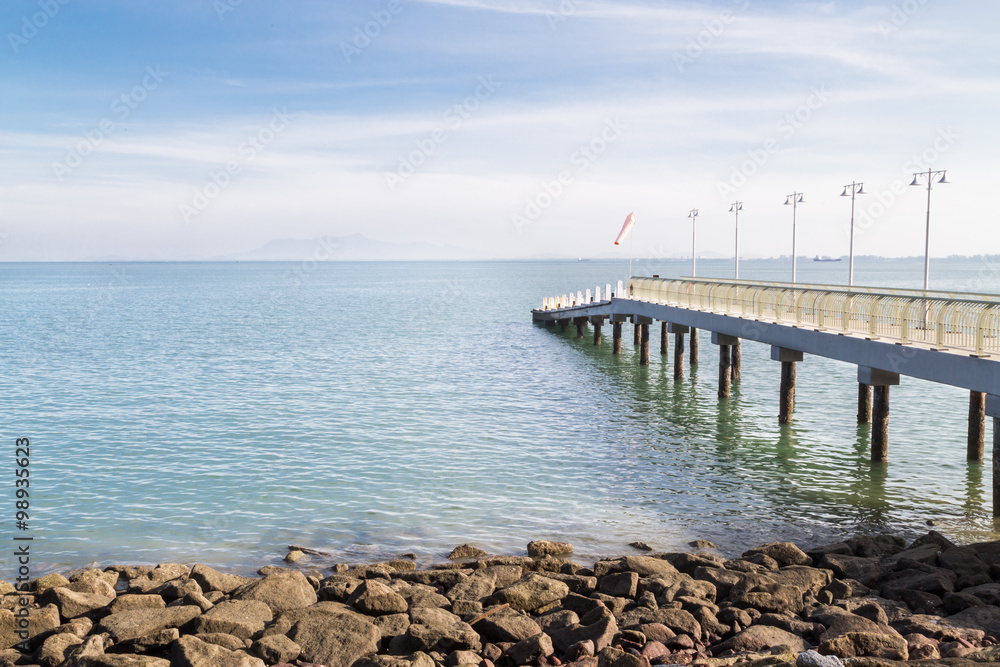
[621,278,1000,357]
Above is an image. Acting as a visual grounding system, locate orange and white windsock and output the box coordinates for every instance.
[614,212,636,245]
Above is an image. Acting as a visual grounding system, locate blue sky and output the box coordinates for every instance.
[1,0,997,260]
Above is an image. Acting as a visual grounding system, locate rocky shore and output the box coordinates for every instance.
[6,532,1000,667]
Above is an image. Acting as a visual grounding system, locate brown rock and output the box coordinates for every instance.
[33,573,71,593]
[447,572,498,603]
[0,603,60,650]
[253,633,302,664]
[528,541,574,557]
[170,634,264,666]
[230,570,317,614]
[189,600,272,639]
[407,606,481,653]
[287,606,380,667]
[743,543,811,567]
[549,615,619,654]
[96,605,202,642]
[506,632,554,664]
[820,555,881,587]
[597,646,646,667]
[493,574,570,612]
[904,633,939,660]
[349,579,410,615]
[37,631,84,667]
[819,632,907,660]
[600,573,639,599]
[109,595,166,614]
[450,545,489,560]
[711,625,810,655]
[476,610,542,643]
[189,564,250,594]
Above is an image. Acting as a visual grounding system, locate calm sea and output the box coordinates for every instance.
[3,257,999,575]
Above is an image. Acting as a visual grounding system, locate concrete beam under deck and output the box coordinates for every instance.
[533,298,1000,395]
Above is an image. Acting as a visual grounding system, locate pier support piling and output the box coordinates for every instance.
[559,319,568,333]
[969,390,986,461]
[772,347,804,424]
[611,315,627,355]
[731,339,742,381]
[660,322,668,356]
[576,321,585,339]
[591,317,605,347]
[640,324,650,365]
[860,367,900,463]
[691,328,699,366]
[712,333,740,399]
[633,319,640,346]
[995,417,1000,517]
[858,383,873,424]
[670,324,689,381]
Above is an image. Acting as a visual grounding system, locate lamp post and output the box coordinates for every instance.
[841,182,866,286]
[910,169,949,292]
[729,201,743,280]
[784,192,805,283]
[688,208,698,277]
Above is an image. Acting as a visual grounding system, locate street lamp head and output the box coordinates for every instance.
[797,194,805,203]
[784,197,791,205]
[938,172,950,184]
[857,184,866,195]
[840,187,848,197]
[910,176,920,186]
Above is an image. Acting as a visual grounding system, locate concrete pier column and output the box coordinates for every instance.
[858,383,873,424]
[712,332,739,399]
[772,347,804,424]
[670,324,689,380]
[690,328,699,366]
[969,390,986,461]
[731,339,742,381]
[559,319,568,333]
[639,324,650,365]
[576,320,585,339]
[633,318,640,346]
[995,417,1000,517]
[612,315,627,355]
[660,322,668,356]
[860,367,900,463]
[591,317,605,347]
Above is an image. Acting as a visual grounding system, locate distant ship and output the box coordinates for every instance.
[813,255,842,262]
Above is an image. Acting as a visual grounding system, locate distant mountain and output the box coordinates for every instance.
[224,234,479,261]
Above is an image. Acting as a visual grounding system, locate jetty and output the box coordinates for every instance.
[532,276,1000,514]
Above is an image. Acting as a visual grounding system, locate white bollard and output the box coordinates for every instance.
[596,286,601,302]
[607,283,612,299]
[586,289,592,303]
[618,280,624,298]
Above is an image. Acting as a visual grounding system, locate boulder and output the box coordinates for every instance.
[287,606,380,667]
[712,625,809,654]
[96,606,202,642]
[527,541,573,557]
[0,603,61,650]
[170,635,265,667]
[597,646,645,667]
[37,631,84,667]
[796,650,844,667]
[33,573,71,593]
[938,547,990,578]
[42,588,114,621]
[111,628,180,653]
[189,565,250,595]
[349,579,410,615]
[476,610,542,643]
[447,572,497,603]
[407,606,481,653]
[819,632,908,660]
[729,582,804,614]
[189,600,272,639]
[230,570,317,614]
[820,555,881,587]
[449,545,488,560]
[878,568,956,600]
[548,615,619,654]
[252,633,302,664]
[506,632,554,664]
[492,574,569,612]
[744,542,811,567]
[599,572,638,599]
[109,595,166,614]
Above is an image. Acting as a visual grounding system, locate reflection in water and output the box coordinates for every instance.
[965,462,984,519]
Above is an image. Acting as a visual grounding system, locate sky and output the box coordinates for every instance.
[0,0,998,261]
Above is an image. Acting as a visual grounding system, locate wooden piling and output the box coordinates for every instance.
[674,332,685,380]
[731,339,741,381]
[660,322,668,356]
[969,390,986,462]
[559,320,568,333]
[858,383,872,424]
[779,361,796,424]
[576,322,585,339]
[593,322,602,347]
[718,345,731,398]
[690,328,699,365]
[639,324,650,366]
[634,321,640,346]
[872,385,890,462]
[994,417,1000,517]
[612,322,623,355]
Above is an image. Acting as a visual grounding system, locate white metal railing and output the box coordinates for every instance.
[539,277,1000,357]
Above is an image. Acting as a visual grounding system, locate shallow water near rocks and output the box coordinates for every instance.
[3,257,999,575]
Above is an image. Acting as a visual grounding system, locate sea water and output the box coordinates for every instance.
[2,257,999,575]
